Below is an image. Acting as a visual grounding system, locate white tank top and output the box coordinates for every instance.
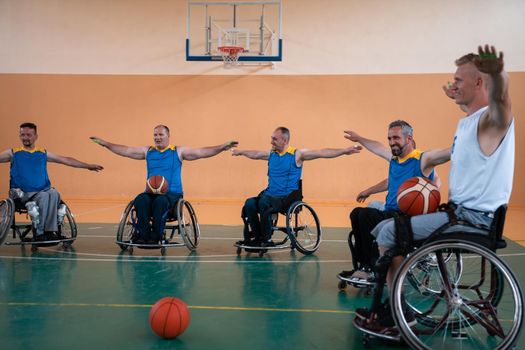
[449,106,515,212]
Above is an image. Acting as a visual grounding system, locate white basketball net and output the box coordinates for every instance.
[218,46,244,68]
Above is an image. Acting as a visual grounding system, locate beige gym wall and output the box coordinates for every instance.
[1,0,524,226]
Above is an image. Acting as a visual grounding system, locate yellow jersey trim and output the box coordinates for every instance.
[12,146,46,154]
[149,145,176,153]
[394,149,422,164]
[277,146,295,156]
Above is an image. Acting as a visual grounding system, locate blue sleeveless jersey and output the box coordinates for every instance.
[385,149,435,212]
[146,145,183,194]
[10,147,51,192]
[264,146,303,196]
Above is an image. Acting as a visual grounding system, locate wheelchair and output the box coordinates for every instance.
[0,197,77,252]
[353,205,524,350]
[235,182,322,258]
[116,198,200,256]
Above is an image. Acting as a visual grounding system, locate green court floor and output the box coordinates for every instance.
[0,224,523,349]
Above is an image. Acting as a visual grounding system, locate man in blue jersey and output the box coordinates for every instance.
[91,125,237,244]
[338,121,446,284]
[359,45,514,329]
[232,126,362,248]
[0,122,103,241]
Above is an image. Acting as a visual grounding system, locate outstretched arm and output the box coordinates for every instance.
[474,45,512,129]
[356,178,388,203]
[90,137,147,160]
[179,141,238,161]
[231,148,270,160]
[297,145,362,164]
[420,148,451,177]
[344,130,391,160]
[47,151,103,172]
[0,149,12,163]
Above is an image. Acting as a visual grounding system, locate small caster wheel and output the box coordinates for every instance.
[160,247,166,256]
[129,247,134,255]
[258,250,265,258]
[338,280,347,291]
[236,247,242,255]
[31,245,38,252]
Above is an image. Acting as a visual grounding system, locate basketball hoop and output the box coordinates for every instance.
[218,46,244,67]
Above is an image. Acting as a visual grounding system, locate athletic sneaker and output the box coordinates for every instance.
[338,270,355,279]
[260,240,275,248]
[355,299,417,328]
[236,239,255,246]
[348,268,374,284]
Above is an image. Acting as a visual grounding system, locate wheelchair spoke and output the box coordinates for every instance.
[286,202,321,255]
[393,241,523,350]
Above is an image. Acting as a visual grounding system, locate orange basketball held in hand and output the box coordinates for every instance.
[397,177,440,216]
[149,297,190,339]
[146,175,168,194]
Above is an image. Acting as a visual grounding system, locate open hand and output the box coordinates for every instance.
[223,140,239,151]
[474,44,504,75]
[88,164,104,172]
[344,130,361,142]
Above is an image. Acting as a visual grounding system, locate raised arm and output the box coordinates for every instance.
[420,148,451,178]
[356,178,388,203]
[474,45,512,129]
[344,130,391,161]
[0,149,12,163]
[231,148,270,160]
[47,151,103,172]
[296,145,362,164]
[179,141,238,161]
[90,137,147,160]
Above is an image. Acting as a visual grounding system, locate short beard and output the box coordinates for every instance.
[391,148,401,157]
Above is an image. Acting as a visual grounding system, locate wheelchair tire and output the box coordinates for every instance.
[0,198,15,246]
[286,201,321,255]
[391,240,524,350]
[58,201,77,241]
[177,199,200,251]
[116,200,135,251]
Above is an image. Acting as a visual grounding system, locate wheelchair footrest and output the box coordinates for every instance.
[117,240,185,249]
[352,317,402,343]
[5,238,75,246]
[337,274,376,288]
[234,243,291,252]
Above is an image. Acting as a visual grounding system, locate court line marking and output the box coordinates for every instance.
[69,235,349,243]
[0,302,355,315]
[0,301,355,314]
[0,254,352,263]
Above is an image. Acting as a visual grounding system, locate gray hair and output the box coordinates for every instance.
[388,120,413,137]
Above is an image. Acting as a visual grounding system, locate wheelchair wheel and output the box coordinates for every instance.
[391,241,523,350]
[116,201,135,251]
[58,202,77,247]
[0,199,15,246]
[177,199,200,251]
[286,202,321,255]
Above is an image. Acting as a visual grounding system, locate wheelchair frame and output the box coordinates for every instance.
[116,198,200,256]
[0,197,77,252]
[235,200,322,257]
[352,205,524,350]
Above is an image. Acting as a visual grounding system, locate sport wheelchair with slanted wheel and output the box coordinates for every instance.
[0,196,77,252]
[235,181,322,257]
[353,205,524,350]
[116,198,200,256]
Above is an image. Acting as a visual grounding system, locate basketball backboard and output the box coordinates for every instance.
[186,0,282,62]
